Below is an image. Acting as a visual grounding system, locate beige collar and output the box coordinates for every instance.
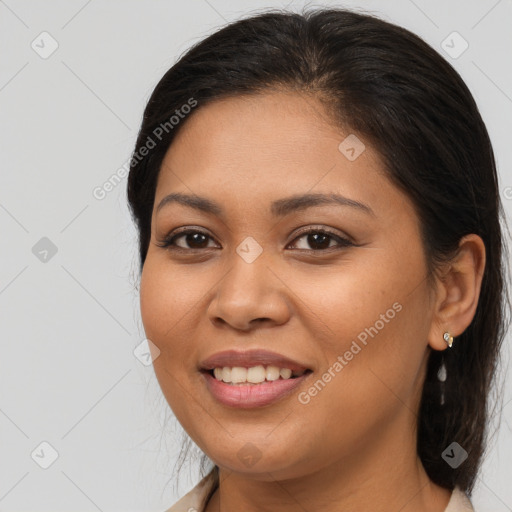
[164,476,475,512]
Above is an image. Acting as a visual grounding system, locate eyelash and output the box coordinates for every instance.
[156,227,354,253]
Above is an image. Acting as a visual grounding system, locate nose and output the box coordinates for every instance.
[207,252,291,332]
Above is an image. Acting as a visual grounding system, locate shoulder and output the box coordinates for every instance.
[444,486,475,512]
[163,473,216,512]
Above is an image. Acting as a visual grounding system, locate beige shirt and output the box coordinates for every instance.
[164,474,475,512]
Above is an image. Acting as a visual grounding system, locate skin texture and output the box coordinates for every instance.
[139,91,486,512]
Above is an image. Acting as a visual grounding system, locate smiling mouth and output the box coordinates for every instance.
[205,365,312,385]
[201,366,313,408]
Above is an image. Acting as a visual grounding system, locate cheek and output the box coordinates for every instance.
[287,277,430,468]
[139,257,205,347]
[139,258,204,422]
[298,242,431,394]
[297,258,407,353]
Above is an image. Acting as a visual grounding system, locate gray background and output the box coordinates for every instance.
[0,0,511,511]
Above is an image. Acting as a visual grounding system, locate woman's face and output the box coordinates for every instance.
[140,90,437,480]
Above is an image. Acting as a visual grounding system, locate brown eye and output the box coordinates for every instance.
[156,227,354,253]
[288,229,353,251]
[156,229,218,250]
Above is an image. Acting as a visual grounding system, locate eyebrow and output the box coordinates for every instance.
[156,192,375,217]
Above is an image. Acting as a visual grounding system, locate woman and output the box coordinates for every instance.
[127,7,509,512]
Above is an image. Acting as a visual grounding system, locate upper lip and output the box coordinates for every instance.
[199,349,311,372]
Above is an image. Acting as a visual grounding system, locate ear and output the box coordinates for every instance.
[427,234,486,351]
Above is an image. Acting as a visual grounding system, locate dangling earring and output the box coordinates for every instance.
[443,332,453,348]
[439,333,452,406]
[437,359,447,405]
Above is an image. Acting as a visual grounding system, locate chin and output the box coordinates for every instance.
[202,441,313,480]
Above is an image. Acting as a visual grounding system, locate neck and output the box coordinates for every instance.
[204,414,452,512]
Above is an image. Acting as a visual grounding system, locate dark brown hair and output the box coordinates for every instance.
[127,6,510,499]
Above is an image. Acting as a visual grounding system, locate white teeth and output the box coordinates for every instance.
[266,365,280,381]
[211,365,305,384]
[247,365,266,383]
[222,367,231,383]
[279,368,292,379]
[230,367,247,383]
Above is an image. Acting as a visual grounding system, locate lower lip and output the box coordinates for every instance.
[202,371,311,408]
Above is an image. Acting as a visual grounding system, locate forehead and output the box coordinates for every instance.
[154,91,406,220]
[166,90,345,161]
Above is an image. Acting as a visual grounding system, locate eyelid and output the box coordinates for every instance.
[288,225,353,246]
[155,227,218,250]
[156,225,354,252]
